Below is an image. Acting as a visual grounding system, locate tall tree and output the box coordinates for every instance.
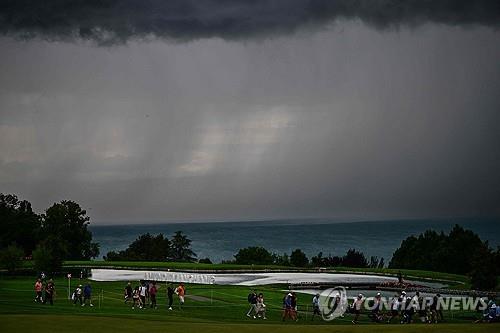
[170,231,197,262]
[41,200,99,260]
[389,225,488,275]
[0,193,40,255]
[290,248,309,267]
[105,233,171,261]
[342,248,368,268]
[234,246,273,265]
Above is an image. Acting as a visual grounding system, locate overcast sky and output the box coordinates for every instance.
[1,1,499,223]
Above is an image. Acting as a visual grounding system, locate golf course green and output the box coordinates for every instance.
[0,266,488,333]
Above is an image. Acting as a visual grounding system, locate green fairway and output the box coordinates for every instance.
[0,275,486,332]
[0,314,491,333]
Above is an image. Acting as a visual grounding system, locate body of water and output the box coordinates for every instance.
[90,218,500,263]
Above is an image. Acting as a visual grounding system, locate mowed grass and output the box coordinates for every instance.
[0,276,484,332]
[1,315,490,333]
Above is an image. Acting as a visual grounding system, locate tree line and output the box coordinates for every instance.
[389,224,500,290]
[104,231,197,262]
[0,193,99,273]
[225,246,380,269]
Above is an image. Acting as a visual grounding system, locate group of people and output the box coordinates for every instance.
[310,290,452,324]
[476,299,500,323]
[33,277,56,305]
[124,281,185,310]
[246,290,267,319]
[347,291,446,324]
[71,283,93,307]
[34,276,94,307]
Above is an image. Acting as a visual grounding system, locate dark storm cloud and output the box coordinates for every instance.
[1,0,499,44]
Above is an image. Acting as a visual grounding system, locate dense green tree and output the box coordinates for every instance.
[469,245,498,290]
[311,252,342,267]
[32,236,67,274]
[41,201,99,260]
[290,248,309,267]
[0,244,24,272]
[170,231,197,262]
[105,233,171,261]
[234,246,274,265]
[389,225,488,275]
[342,248,368,268]
[0,193,40,255]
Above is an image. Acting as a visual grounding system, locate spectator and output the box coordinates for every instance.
[124,282,133,304]
[83,283,93,307]
[255,293,267,319]
[311,293,321,321]
[34,279,43,303]
[175,283,185,308]
[246,290,257,318]
[167,283,175,310]
[149,281,158,309]
[43,279,55,306]
[73,285,83,306]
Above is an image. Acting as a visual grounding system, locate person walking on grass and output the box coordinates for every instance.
[311,293,321,321]
[255,293,267,320]
[34,279,43,303]
[132,286,142,309]
[167,283,175,310]
[149,281,158,309]
[175,283,185,308]
[43,279,55,305]
[139,282,147,309]
[73,285,83,306]
[246,290,257,318]
[290,292,298,321]
[83,283,93,307]
[124,282,133,304]
[387,293,400,323]
[351,294,364,324]
[282,293,293,321]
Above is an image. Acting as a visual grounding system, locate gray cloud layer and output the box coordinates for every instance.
[1,0,499,44]
[1,22,499,222]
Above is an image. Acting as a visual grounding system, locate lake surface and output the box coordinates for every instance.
[90,217,500,263]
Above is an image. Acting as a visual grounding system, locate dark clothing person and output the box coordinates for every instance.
[247,292,258,317]
[83,284,93,306]
[125,284,133,303]
[167,286,175,310]
[44,280,55,305]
